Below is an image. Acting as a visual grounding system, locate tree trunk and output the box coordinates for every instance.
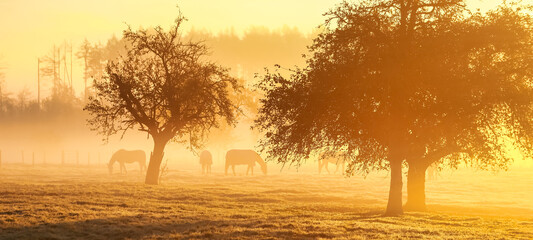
[385,157,404,216]
[145,138,167,185]
[404,162,428,211]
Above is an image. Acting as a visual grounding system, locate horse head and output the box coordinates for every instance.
[254,153,267,175]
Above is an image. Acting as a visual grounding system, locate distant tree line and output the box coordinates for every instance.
[0,25,311,125]
[0,81,81,124]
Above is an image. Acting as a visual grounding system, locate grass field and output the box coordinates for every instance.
[0,165,532,239]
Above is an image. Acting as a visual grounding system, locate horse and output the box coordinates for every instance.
[199,150,212,174]
[108,149,146,174]
[318,152,345,174]
[225,149,267,176]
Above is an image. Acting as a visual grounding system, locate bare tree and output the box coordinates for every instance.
[76,39,92,101]
[85,14,240,185]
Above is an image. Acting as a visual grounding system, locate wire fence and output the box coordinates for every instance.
[0,149,108,167]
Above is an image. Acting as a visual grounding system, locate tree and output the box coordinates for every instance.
[77,36,127,101]
[84,14,240,185]
[42,81,80,116]
[40,44,70,96]
[76,39,92,101]
[402,4,533,211]
[255,0,533,216]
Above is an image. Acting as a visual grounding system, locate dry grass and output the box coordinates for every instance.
[0,165,532,239]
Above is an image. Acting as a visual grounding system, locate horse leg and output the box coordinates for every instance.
[122,163,127,174]
[246,166,250,176]
[208,165,211,174]
[251,166,254,176]
[232,165,236,176]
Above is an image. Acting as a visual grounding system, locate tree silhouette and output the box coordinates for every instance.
[402,4,533,211]
[85,14,240,185]
[77,37,127,101]
[76,39,92,101]
[255,0,533,215]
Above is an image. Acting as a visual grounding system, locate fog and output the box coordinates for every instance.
[0,1,532,239]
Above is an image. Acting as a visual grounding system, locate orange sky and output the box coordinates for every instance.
[0,0,502,96]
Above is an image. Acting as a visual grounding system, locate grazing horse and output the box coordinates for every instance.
[108,149,146,174]
[318,152,345,174]
[225,149,267,176]
[199,150,212,174]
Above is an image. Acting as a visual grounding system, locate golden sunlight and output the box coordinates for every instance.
[0,0,531,239]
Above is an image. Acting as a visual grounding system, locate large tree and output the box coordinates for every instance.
[402,4,533,211]
[85,14,239,185]
[255,0,533,215]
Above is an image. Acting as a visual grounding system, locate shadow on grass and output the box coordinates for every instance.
[0,215,335,240]
[1,216,224,240]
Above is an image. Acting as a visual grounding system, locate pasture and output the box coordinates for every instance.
[0,165,532,239]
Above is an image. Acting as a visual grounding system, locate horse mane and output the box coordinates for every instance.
[109,149,124,164]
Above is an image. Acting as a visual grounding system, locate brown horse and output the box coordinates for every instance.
[199,150,212,174]
[108,149,146,174]
[318,152,345,174]
[225,149,267,176]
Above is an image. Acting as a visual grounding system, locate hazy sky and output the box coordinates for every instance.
[0,0,502,96]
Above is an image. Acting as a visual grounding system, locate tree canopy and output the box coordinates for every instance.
[255,0,533,215]
[85,14,240,184]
